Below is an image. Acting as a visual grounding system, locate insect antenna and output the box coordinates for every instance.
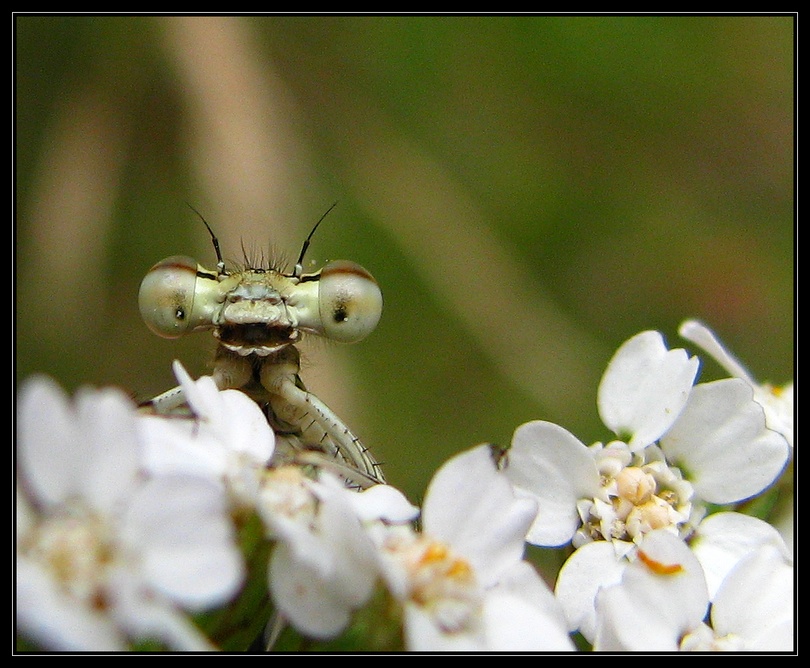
[186,202,226,276]
[293,201,338,279]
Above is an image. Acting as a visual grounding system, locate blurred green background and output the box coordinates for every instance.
[16,15,794,507]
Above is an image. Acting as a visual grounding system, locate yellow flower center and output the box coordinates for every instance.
[391,534,481,635]
[21,506,116,609]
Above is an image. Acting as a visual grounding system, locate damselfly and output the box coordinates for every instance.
[138,205,386,488]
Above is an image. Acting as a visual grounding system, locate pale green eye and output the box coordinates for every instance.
[318,260,383,343]
[138,255,200,338]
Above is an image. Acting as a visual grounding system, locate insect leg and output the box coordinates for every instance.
[258,348,386,487]
[139,351,254,415]
[139,384,188,414]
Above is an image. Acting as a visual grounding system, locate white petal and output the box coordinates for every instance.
[660,378,790,504]
[598,331,699,450]
[482,590,575,651]
[314,478,379,607]
[268,541,352,640]
[422,444,537,584]
[594,584,680,651]
[628,530,708,626]
[17,376,83,507]
[17,378,142,514]
[678,320,755,383]
[368,524,418,600]
[747,620,795,653]
[690,511,790,599]
[593,530,708,651]
[268,512,334,576]
[680,321,794,447]
[404,603,484,652]
[75,386,142,512]
[711,545,793,651]
[171,360,220,420]
[265,474,378,639]
[123,603,216,651]
[137,415,228,479]
[219,389,275,462]
[506,421,602,546]
[124,475,244,610]
[555,541,626,642]
[160,364,274,474]
[349,484,420,524]
[494,560,567,627]
[484,562,575,651]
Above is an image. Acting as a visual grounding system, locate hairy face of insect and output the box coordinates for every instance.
[139,255,383,354]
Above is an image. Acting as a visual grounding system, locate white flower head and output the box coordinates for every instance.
[587,529,793,652]
[591,529,709,651]
[554,498,793,645]
[258,467,382,640]
[16,376,245,651]
[505,329,790,642]
[506,330,790,551]
[374,445,574,652]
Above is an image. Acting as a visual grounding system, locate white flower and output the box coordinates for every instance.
[554,512,793,645]
[374,445,574,652]
[16,376,245,651]
[597,330,700,451]
[138,361,275,508]
[258,468,384,640]
[688,511,791,599]
[681,545,794,651]
[504,330,789,642]
[590,530,793,651]
[592,529,709,651]
[553,540,626,642]
[679,319,793,447]
[679,320,795,553]
[506,330,789,551]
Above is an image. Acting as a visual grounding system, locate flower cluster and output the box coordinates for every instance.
[15,320,793,652]
[503,320,793,650]
[16,362,573,651]
[16,375,249,651]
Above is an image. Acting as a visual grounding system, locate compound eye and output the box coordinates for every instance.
[318,260,383,343]
[138,255,199,338]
